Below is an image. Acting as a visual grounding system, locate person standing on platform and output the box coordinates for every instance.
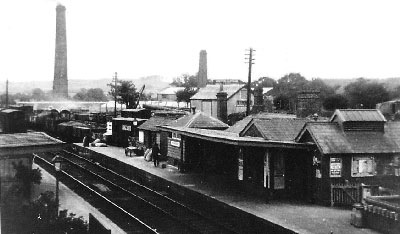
[152,143,160,167]
[83,132,91,147]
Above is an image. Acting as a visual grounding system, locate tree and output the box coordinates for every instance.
[344,78,390,108]
[3,163,88,234]
[270,73,308,111]
[73,88,88,101]
[0,93,16,106]
[32,88,47,101]
[308,78,335,101]
[176,88,197,103]
[11,161,42,197]
[251,77,276,89]
[171,73,198,88]
[323,94,349,111]
[108,80,140,109]
[172,74,199,103]
[9,191,88,234]
[74,88,108,102]
[273,94,290,110]
[389,85,400,100]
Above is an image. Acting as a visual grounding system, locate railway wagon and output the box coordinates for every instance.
[58,121,88,142]
[0,109,26,133]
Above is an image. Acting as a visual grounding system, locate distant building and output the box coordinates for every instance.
[157,87,185,102]
[209,79,244,85]
[190,84,253,118]
[296,90,321,118]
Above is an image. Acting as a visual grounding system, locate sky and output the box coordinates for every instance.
[1,0,400,83]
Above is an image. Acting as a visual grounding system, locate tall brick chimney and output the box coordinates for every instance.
[197,50,207,88]
[53,4,68,99]
[216,84,228,123]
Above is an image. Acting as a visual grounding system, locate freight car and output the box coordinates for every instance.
[0,109,27,133]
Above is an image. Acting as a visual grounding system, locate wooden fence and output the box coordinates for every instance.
[331,183,360,206]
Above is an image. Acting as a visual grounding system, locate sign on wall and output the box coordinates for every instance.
[170,140,180,147]
[122,125,131,131]
[264,150,270,188]
[330,157,342,177]
[238,148,243,181]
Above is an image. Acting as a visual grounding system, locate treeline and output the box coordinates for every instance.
[0,87,109,105]
[254,73,398,113]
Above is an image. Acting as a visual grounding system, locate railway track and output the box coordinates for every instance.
[34,150,238,234]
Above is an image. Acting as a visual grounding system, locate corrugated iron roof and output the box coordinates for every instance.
[138,115,182,131]
[167,112,229,130]
[190,84,246,100]
[299,121,400,154]
[331,109,386,122]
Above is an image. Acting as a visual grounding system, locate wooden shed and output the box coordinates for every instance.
[112,117,147,147]
[296,109,400,206]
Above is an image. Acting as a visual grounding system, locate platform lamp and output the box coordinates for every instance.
[52,155,64,216]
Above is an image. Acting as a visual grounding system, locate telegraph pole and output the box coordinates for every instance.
[245,48,255,116]
[113,72,118,118]
[5,79,9,108]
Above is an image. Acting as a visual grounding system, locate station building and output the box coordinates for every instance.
[296,109,400,205]
[158,113,313,201]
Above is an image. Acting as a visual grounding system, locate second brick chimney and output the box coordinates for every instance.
[216,84,228,123]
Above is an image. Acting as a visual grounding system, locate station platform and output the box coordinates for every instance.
[74,143,379,234]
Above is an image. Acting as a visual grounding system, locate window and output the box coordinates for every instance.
[236,100,246,106]
[172,132,181,140]
[236,100,252,106]
[352,156,376,177]
[240,89,247,99]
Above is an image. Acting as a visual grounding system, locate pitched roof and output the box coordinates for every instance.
[138,115,182,131]
[331,109,386,122]
[190,84,246,100]
[297,121,400,154]
[248,118,307,141]
[226,112,297,134]
[159,125,308,149]
[167,112,229,130]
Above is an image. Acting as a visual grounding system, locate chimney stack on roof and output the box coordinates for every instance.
[216,86,228,123]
